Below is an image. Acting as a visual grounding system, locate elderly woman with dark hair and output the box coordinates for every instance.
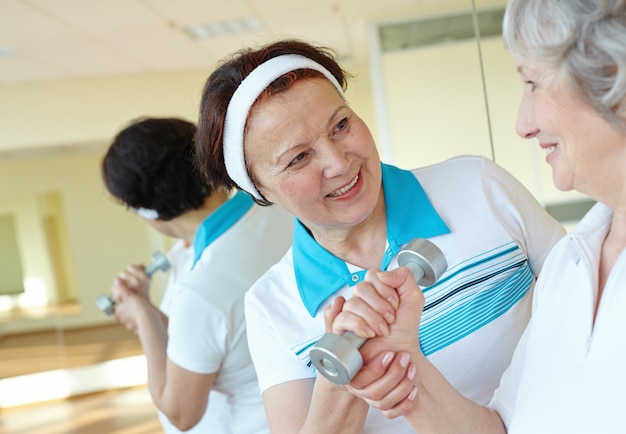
[193,39,565,433]
[102,117,293,434]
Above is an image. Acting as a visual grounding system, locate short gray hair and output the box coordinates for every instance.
[503,0,626,129]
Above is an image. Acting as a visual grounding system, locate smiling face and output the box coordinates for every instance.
[514,59,626,201]
[244,77,383,235]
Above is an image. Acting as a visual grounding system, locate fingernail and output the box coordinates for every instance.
[408,363,417,380]
[384,311,395,324]
[381,351,394,367]
[408,386,418,401]
[400,352,410,368]
[387,296,399,310]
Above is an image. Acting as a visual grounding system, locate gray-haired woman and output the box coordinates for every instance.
[349,1,626,433]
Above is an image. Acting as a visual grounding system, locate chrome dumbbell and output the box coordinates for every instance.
[309,238,447,385]
[95,251,171,316]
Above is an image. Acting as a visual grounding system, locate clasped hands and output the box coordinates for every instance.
[323,266,426,418]
[110,264,153,334]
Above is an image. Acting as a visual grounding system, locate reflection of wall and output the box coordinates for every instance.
[40,192,78,304]
[0,192,80,304]
[0,153,166,334]
[0,194,57,305]
[0,60,374,337]
[0,214,25,295]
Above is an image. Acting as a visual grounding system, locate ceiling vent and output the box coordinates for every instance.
[378,8,504,52]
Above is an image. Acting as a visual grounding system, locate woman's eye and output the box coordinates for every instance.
[288,152,307,168]
[336,117,348,131]
[524,80,538,91]
[330,117,348,139]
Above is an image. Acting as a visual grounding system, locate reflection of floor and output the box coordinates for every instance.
[0,324,147,408]
[0,323,142,378]
[0,385,164,434]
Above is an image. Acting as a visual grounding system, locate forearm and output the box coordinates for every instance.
[265,376,368,434]
[302,376,368,434]
[407,350,506,434]
[134,302,170,407]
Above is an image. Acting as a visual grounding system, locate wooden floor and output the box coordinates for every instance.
[0,324,163,433]
[0,323,144,378]
[0,386,164,434]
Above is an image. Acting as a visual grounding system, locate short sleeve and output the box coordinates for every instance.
[166,289,229,374]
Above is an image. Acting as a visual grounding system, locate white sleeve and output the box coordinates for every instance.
[166,289,228,374]
[244,288,315,394]
[489,320,530,428]
[480,156,566,275]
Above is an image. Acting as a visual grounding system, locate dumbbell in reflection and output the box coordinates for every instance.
[95,251,171,316]
[309,238,448,385]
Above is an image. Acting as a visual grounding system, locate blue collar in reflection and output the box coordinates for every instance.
[192,191,254,268]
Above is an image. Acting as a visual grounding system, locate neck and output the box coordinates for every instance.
[172,189,231,245]
[307,189,387,269]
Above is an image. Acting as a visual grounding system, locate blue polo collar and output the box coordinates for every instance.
[293,163,450,316]
[192,191,254,267]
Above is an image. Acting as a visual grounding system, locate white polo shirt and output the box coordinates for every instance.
[159,240,233,434]
[245,155,565,433]
[490,202,626,434]
[159,192,294,434]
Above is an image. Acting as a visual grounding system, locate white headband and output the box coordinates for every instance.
[131,207,159,220]
[223,53,345,199]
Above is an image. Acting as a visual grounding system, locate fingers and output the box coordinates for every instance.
[331,269,400,338]
[113,300,139,334]
[362,269,400,311]
[378,267,425,331]
[110,278,126,303]
[349,350,396,389]
[113,263,152,300]
[118,264,149,288]
[349,350,418,414]
[323,296,345,333]
[376,266,417,299]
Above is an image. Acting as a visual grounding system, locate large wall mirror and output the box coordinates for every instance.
[0,151,173,407]
[0,0,594,409]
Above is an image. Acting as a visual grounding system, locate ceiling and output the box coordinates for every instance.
[0,0,485,84]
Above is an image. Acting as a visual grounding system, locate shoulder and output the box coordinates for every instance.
[231,204,294,243]
[245,249,296,311]
[404,155,499,199]
[409,154,503,185]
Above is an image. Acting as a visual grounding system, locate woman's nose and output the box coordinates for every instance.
[515,96,539,139]
[320,140,350,178]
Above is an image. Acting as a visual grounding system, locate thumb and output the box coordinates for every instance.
[377,267,425,315]
[323,296,345,333]
[376,267,415,296]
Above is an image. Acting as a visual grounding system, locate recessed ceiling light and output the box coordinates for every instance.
[184,16,261,40]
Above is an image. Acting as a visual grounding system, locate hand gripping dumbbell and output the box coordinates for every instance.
[309,238,448,385]
[95,251,171,316]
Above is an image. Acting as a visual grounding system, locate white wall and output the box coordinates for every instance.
[376,36,587,207]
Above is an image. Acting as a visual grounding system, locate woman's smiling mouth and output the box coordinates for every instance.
[327,174,359,197]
